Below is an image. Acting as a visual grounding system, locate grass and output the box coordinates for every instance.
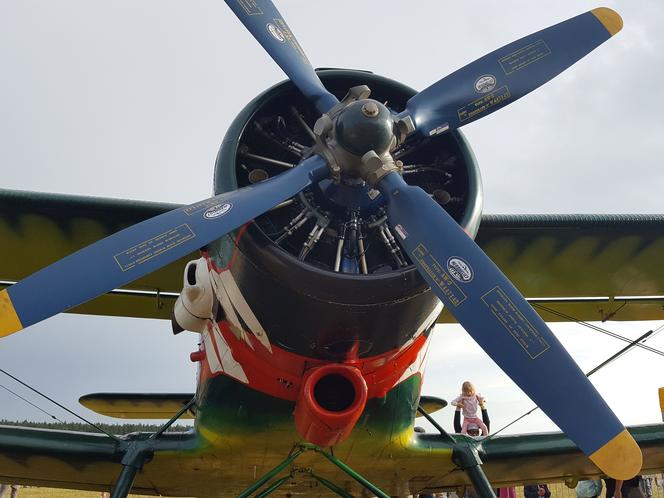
[12,478,664,498]
[14,490,137,498]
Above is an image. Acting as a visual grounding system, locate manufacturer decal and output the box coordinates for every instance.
[412,245,467,307]
[204,202,233,219]
[447,257,474,283]
[458,85,511,122]
[474,74,497,94]
[266,23,285,42]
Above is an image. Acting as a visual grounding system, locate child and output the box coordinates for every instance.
[451,381,489,436]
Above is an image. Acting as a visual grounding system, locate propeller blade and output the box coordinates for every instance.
[376,171,641,479]
[0,155,328,339]
[224,0,338,114]
[399,8,622,137]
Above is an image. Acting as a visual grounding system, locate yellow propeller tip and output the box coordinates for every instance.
[589,429,642,480]
[592,7,623,37]
[0,289,24,338]
[659,387,664,420]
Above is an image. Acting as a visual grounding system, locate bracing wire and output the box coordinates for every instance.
[0,383,64,423]
[0,367,120,442]
[485,322,664,440]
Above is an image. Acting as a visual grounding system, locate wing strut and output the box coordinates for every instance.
[110,397,196,498]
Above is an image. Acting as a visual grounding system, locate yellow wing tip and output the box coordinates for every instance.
[589,429,642,480]
[591,7,623,37]
[0,289,23,338]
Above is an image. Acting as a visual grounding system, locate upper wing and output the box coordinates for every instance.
[3,190,662,323]
[439,214,664,323]
[0,189,193,320]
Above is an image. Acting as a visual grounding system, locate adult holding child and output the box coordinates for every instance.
[451,381,489,436]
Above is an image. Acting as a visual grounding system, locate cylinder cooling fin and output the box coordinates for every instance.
[215,70,483,277]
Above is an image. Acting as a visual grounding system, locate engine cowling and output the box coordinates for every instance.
[207,69,483,361]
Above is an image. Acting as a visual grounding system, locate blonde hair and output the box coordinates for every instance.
[462,381,475,396]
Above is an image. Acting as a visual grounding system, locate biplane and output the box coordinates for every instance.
[1,2,664,497]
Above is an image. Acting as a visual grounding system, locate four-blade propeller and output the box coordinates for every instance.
[0,0,641,480]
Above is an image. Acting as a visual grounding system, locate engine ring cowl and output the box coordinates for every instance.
[210,69,483,360]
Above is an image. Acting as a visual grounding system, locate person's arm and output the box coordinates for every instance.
[479,397,490,432]
[481,408,490,432]
[615,480,624,498]
[454,407,462,433]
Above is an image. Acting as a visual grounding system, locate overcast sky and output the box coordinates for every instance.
[0,1,663,436]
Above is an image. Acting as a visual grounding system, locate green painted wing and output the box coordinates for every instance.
[439,214,664,323]
[414,424,664,494]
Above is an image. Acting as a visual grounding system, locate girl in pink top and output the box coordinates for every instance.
[451,381,489,436]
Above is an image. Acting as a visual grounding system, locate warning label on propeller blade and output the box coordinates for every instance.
[412,244,467,307]
[481,286,550,359]
[499,39,551,75]
[458,86,511,123]
[114,224,196,272]
[236,0,263,16]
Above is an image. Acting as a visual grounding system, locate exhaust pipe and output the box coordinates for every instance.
[294,364,368,447]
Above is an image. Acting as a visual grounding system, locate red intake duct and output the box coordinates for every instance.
[293,364,368,447]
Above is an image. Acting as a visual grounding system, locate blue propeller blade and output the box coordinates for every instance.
[0,155,328,338]
[377,171,641,479]
[399,8,622,137]
[224,0,338,114]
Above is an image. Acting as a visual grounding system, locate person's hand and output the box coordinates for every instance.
[479,398,486,409]
[537,486,545,496]
[614,489,622,498]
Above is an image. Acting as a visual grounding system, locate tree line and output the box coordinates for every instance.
[0,419,191,434]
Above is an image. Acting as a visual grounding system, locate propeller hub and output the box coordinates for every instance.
[334,99,394,156]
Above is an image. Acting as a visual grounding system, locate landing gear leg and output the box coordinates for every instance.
[110,446,152,498]
[110,397,196,498]
[454,445,496,498]
[236,444,391,498]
